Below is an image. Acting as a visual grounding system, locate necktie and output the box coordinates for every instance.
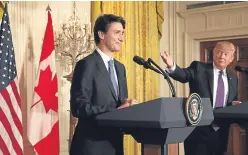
[215,71,225,108]
[108,60,118,97]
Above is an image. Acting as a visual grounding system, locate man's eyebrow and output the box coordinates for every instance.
[217,49,225,52]
[217,50,231,54]
[114,30,123,32]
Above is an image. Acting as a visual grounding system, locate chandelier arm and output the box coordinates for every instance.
[53,1,96,149]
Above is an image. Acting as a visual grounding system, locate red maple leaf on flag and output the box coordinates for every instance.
[33,66,58,113]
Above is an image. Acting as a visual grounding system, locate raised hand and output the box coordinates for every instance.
[160,51,174,68]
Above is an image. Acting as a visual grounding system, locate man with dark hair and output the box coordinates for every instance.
[93,14,126,45]
[160,41,241,155]
[70,14,137,155]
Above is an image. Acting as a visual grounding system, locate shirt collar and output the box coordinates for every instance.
[96,47,114,64]
[213,62,227,76]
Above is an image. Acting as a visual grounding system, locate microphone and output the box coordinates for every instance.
[133,55,147,67]
[235,65,248,74]
[147,58,176,97]
[133,56,161,74]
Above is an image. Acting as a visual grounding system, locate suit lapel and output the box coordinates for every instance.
[226,70,235,104]
[93,51,118,101]
[205,64,214,106]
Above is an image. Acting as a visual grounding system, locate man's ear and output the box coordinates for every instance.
[230,52,235,63]
[231,55,234,62]
[98,31,105,40]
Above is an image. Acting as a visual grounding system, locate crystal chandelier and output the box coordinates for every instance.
[55,1,95,80]
[54,1,95,151]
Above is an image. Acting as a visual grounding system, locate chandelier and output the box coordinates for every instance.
[54,1,95,151]
[55,1,95,81]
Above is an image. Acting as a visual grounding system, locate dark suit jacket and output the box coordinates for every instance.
[169,61,238,153]
[70,50,128,155]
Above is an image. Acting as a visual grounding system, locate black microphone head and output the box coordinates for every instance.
[133,56,145,66]
[235,65,243,72]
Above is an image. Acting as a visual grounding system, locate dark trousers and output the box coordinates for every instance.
[184,126,228,155]
[70,124,124,155]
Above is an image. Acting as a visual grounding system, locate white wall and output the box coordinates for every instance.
[160,1,248,155]
[160,1,248,97]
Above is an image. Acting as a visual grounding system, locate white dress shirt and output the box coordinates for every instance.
[96,48,119,87]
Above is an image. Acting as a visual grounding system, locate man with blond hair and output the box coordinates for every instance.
[160,41,241,155]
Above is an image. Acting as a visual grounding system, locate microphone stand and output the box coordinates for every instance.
[136,58,176,155]
[146,58,177,155]
[237,71,248,155]
[148,58,176,98]
[143,62,162,74]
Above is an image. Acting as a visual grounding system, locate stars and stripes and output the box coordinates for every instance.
[0,3,23,155]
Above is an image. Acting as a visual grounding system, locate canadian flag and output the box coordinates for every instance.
[27,11,59,155]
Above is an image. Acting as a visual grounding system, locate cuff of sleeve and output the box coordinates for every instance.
[167,62,176,73]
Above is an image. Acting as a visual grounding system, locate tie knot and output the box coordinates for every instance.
[108,60,114,66]
[219,71,223,76]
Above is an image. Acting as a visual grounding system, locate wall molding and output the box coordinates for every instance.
[160,1,248,155]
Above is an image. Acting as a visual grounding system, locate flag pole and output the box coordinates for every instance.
[46,4,51,11]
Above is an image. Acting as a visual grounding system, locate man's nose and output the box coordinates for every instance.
[119,34,124,42]
[220,53,225,58]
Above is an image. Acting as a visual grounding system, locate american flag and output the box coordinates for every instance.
[0,4,23,155]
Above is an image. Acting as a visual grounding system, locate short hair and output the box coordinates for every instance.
[93,14,126,45]
[215,41,236,53]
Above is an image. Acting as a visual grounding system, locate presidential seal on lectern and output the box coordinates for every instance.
[185,93,203,126]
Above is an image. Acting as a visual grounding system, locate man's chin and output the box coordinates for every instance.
[113,49,121,52]
[218,64,228,70]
